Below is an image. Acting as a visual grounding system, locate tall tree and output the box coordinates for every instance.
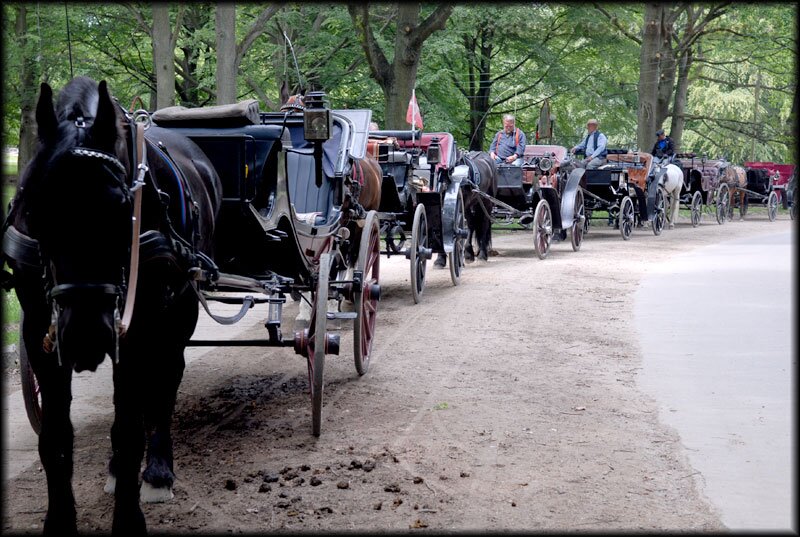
[151,4,181,109]
[14,5,40,172]
[348,3,453,129]
[215,3,237,104]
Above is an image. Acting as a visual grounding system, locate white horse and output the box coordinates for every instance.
[659,163,684,228]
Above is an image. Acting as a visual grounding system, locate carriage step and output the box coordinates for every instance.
[518,214,534,226]
[328,311,357,320]
[202,295,272,304]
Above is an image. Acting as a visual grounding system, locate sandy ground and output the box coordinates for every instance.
[2,208,794,533]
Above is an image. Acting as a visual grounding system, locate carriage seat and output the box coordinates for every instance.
[151,99,260,127]
[286,148,334,226]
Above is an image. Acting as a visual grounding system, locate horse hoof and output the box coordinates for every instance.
[433,258,446,268]
[104,475,116,494]
[140,481,174,503]
[489,249,500,257]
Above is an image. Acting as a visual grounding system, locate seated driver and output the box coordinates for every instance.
[489,114,526,167]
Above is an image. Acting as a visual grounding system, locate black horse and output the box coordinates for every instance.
[462,150,498,262]
[3,77,222,534]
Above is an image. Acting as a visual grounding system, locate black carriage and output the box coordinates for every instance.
[140,94,381,436]
[578,149,666,240]
[368,130,468,302]
[672,153,731,226]
[475,144,585,259]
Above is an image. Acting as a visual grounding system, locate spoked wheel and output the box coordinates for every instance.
[571,189,585,252]
[715,183,729,224]
[619,195,634,240]
[409,203,429,304]
[652,188,666,236]
[767,190,779,222]
[448,189,467,286]
[309,252,332,437]
[19,318,42,435]
[354,210,380,376]
[690,191,703,227]
[532,198,553,259]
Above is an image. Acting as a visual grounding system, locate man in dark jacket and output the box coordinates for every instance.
[651,129,675,160]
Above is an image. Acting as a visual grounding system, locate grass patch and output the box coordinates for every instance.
[3,288,21,347]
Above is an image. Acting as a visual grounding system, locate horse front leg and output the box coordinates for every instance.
[464,227,476,263]
[478,219,491,261]
[140,345,186,503]
[37,362,78,536]
[110,359,147,535]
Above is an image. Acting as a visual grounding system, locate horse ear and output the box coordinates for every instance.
[93,80,119,150]
[36,82,57,144]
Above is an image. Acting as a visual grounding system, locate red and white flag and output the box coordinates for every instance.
[406,89,423,129]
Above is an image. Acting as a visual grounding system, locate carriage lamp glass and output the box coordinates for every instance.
[303,91,332,141]
[427,137,441,165]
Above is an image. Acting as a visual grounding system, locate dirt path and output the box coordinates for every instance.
[2,212,793,533]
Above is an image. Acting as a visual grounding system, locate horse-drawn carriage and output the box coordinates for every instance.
[578,149,667,239]
[721,164,781,221]
[367,129,468,302]
[474,144,585,258]
[2,78,390,532]
[672,152,731,226]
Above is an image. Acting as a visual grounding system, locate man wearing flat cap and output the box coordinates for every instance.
[651,128,675,161]
[570,118,607,169]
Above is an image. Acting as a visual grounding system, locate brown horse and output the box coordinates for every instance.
[722,165,748,220]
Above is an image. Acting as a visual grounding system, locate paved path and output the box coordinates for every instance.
[634,229,795,531]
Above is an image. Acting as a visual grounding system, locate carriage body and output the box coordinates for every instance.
[149,101,382,436]
[487,144,585,256]
[673,153,732,225]
[367,129,468,300]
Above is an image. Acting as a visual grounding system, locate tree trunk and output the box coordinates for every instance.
[637,4,664,152]
[467,28,493,151]
[349,3,453,129]
[669,49,693,152]
[152,4,176,109]
[215,3,237,104]
[16,5,39,174]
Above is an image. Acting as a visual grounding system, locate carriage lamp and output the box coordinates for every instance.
[303,91,332,141]
[539,154,553,172]
[426,137,441,165]
[633,150,640,164]
[303,91,332,188]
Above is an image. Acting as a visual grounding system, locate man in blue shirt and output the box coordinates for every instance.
[650,129,675,162]
[489,114,527,167]
[570,118,607,169]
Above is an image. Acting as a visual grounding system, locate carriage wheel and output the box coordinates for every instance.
[532,199,553,259]
[308,253,332,437]
[448,189,467,286]
[571,189,585,252]
[354,210,380,376]
[690,191,703,227]
[19,318,42,435]
[652,188,666,236]
[619,195,634,240]
[715,183,729,225]
[409,203,429,304]
[767,190,779,221]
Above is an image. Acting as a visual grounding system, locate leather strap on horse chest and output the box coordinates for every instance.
[119,122,147,334]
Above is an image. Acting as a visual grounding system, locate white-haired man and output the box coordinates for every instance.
[489,114,527,167]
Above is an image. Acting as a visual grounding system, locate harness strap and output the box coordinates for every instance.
[119,123,147,334]
[494,128,520,154]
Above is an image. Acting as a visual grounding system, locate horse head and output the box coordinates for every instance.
[280,93,306,112]
[20,77,133,372]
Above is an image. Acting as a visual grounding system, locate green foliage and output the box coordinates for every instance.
[2,3,795,164]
